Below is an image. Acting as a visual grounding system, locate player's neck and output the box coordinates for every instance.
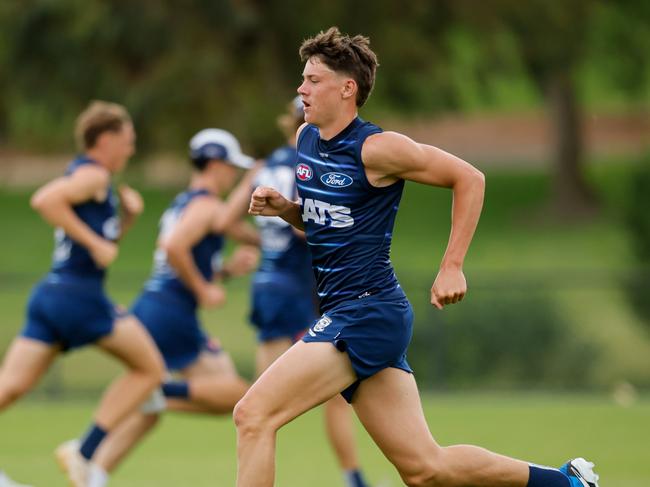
[85,149,114,173]
[318,110,358,141]
[189,172,220,196]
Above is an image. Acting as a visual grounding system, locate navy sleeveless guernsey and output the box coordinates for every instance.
[295,117,405,313]
[144,189,224,307]
[50,156,120,282]
[254,145,313,282]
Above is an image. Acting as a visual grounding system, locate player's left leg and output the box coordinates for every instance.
[0,337,59,410]
[56,316,164,487]
[352,367,596,487]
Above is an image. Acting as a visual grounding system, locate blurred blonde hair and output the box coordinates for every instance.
[75,100,132,151]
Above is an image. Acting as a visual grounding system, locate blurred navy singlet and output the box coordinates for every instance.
[132,189,224,370]
[249,145,318,342]
[21,156,120,350]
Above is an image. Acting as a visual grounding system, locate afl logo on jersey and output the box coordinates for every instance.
[321,172,353,188]
[296,163,313,181]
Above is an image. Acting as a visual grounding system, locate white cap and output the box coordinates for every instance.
[189,128,254,169]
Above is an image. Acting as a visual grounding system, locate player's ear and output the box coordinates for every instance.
[341,78,357,101]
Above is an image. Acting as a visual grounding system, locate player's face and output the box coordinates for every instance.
[298,57,351,126]
[214,162,239,195]
[103,122,136,172]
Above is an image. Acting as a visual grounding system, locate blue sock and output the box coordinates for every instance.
[527,465,573,487]
[344,469,368,487]
[79,423,108,460]
[162,381,190,399]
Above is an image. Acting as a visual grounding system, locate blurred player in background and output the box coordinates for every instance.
[84,129,260,487]
[0,101,164,487]
[237,27,600,487]
[248,97,370,487]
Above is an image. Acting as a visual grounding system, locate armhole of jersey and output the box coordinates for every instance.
[67,160,112,204]
[182,191,218,233]
[296,124,312,154]
[356,128,405,194]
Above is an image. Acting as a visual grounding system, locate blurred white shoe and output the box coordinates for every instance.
[140,387,166,414]
[0,471,33,487]
[87,463,108,487]
[55,439,91,487]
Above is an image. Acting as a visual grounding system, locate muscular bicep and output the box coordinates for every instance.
[31,166,109,207]
[363,131,477,189]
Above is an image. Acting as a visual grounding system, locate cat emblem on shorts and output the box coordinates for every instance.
[312,315,332,333]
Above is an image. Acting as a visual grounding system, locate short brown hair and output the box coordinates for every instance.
[74,100,132,150]
[299,27,378,107]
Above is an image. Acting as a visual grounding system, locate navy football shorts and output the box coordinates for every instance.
[302,287,414,403]
[131,290,208,371]
[21,274,117,351]
[250,281,317,343]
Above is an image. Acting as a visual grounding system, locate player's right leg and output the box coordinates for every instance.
[0,337,58,409]
[234,340,357,487]
[256,337,369,487]
[352,367,597,487]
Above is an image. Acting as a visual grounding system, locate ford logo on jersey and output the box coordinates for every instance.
[321,172,353,188]
[296,163,313,181]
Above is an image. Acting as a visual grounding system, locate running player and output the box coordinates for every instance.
[0,100,165,487]
[250,97,369,487]
[236,28,600,487]
[85,128,259,487]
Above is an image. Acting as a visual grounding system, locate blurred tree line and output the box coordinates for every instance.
[0,0,648,208]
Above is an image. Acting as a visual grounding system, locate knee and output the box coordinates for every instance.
[400,459,444,487]
[233,395,274,438]
[142,354,166,386]
[0,380,30,408]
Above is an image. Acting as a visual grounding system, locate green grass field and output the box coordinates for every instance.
[1,165,648,387]
[2,393,649,486]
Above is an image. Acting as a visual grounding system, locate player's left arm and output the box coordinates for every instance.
[362,131,485,309]
[212,165,261,246]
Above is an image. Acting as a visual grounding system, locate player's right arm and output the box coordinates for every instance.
[160,197,225,308]
[30,165,117,268]
[248,186,304,230]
